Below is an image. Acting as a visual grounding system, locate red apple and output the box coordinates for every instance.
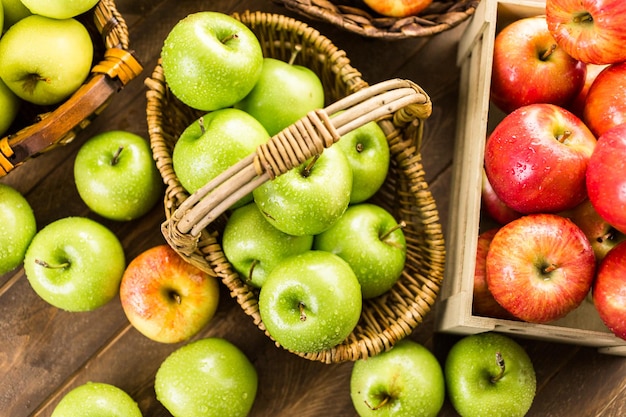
[484,103,596,214]
[582,62,626,138]
[546,0,626,65]
[362,0,433,18]
[490,15,586,114]
[586,123,626,235]
[481,168,522,225]
[486,213,596,324]
[569,63,608,118]
[473,228,516,320]
[120,245,220,344]
[593,241,626,341]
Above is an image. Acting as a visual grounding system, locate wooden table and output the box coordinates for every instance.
[3,1,626,416]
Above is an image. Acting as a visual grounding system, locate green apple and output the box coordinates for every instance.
[23,217,126,312]
[120,244,220,344]
[172,108,270,206]
[253,145,353,236]
[350,339,445,417]
[234,57,325,136]
[258,250,362,353]
[0,77,20,136]
[335,120,390,203]
[0,183,36,275]
[161,11,263,111]
[0,1,3,33]
[19,0,99,19]
[314,203,406,299]
[74,130,163,221]
[155,337,258,417]
[0,15,93,106]
[51,381,142,417]
[445,332,536,417]
[221,202,313,288]
[1,0,31,30]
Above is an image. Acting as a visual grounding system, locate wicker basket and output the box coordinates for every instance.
[273,0,480,39]
[0,0,143,177]
[145,10,445,363]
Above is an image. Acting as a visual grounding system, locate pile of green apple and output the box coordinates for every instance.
[0,0,100,137]
[474,0,626,341]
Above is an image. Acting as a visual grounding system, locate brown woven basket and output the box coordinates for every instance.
[273,0,480,39]
[145,10,445,363]
[0,0,143,176]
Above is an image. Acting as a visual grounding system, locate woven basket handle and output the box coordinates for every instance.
[163,78,432,256]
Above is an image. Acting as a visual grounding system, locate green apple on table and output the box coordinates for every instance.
[0,14,93,106]
[0,183,36,275]
[172,108,269,205]
[161,11,263,111]
[221,202,313,288]
[155,337,258,417]
[0,77,20,136]
[23,217,126,312]
[445,332,537,417]
[51,381,142,417]
[253,145,353,236]
[19,0,99,19]
[1,0,31,30]
[258,250,362,353]
[120,244,220,344]
[234,56,325,136]
[74,130,163,221]
[314,203,406,299]
[350,339,445,417]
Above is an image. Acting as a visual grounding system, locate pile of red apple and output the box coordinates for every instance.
[474,0,626,341]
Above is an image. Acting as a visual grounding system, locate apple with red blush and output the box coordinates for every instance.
[569,63,608,118]
[481,168,522,225]
[583,62,626,138]
[593,240,626,341]
[361,0,433,18]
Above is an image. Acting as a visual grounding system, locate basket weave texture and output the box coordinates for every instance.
[273,0,480,39]
[146,10,446,363]
[0,0,142,176]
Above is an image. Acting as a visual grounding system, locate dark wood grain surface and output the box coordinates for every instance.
[2,1,626,416]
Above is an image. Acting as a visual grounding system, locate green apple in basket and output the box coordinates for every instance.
[161,11,264,111]
[0,14,93,106]
[253,145,353,236]
[172,108,270,206]
[51,381,142,417]
[19,0,99,19]
[74,130,163,221]
[221,202,314,288]
[0,184,37,275]
[0,77,21,136]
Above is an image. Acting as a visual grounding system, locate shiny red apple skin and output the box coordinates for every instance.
[583,62,626,138]
[569,63,608,118]
[586,123,626,235]
[481,168,522,225]
[593,241,626,341]
[546,0,626,65]
[484,103,596,214]
[362,0,433,18]
[490,15,586,114]
[486,213,596,324]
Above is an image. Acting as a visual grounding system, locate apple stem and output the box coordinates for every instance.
[301,154,320,178]
[35,259,70,269]
[248,260,259,283]
[573,12,593,25]
[541,44,557,61]
[168,290,182,305]
[198,116,206,135]
[491,351,506,383]
[556,130,571,143]
[380,220,407,241]
[299,302,307,321]
[111,146,124,166]
[365,396,390,410]
[288,44,302,66]
[221,33,239,44]
[543,263,558,274]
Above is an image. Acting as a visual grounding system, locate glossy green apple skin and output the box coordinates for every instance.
[258,250,362,353]
[1,0,31,29]
[314,203,406,299]
[173,108,269,205]
[155,337,258,417]
[445,332,536,417]
[20,0,99,19]
[51,382,142,417]
[336,120,390,203]
[0,184,37,275]
[161,11,263,111]
[350,339,445,417]
[74,130,163,221]
[253,145,353,236]
[0,15,93,106]
[23,217,126,312]
[0,77,20,136]
[222,202,313,288]
[235,57,325,136]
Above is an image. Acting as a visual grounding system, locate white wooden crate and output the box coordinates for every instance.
[435,0,626,356]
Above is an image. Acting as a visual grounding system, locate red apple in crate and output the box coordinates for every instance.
[120,245,220,344]
[481,168,522,225]
[484,103,596,214]
[486,213,596,324]
[490,15,586,114]
[546,0,626,65]
[569,63,608,118]
[473,228,516,320]
[593,241,626,341]
[362,0,433,18]
[583,62,626,138]
[586,123,626,235]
